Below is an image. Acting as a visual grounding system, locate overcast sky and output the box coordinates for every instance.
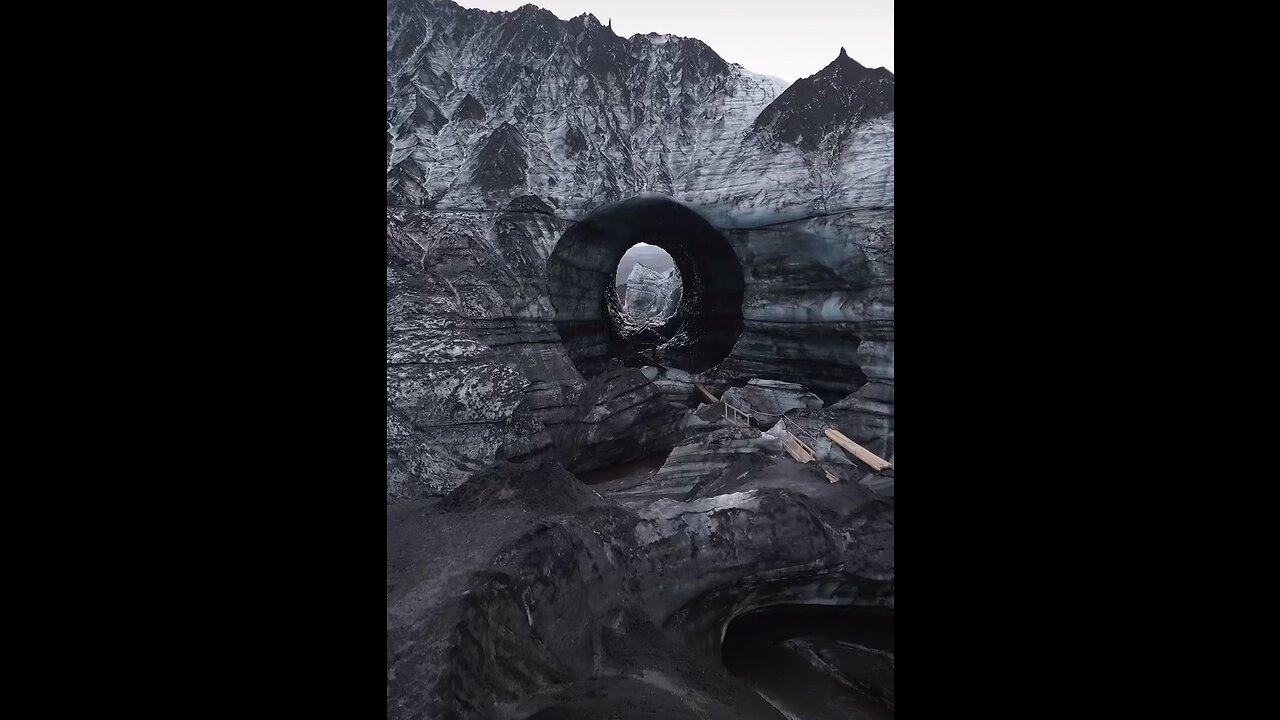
[456,0,893,83]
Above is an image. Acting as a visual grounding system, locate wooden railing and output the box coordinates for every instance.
[724,402,756,427]
[689,381,888,479]
[783,432,815,463]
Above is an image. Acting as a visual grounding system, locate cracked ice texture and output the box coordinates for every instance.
[387,0,892,222]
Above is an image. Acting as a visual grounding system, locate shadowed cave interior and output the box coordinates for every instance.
[721,605,895,720]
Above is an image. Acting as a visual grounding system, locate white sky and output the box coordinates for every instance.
[455,0,894,83]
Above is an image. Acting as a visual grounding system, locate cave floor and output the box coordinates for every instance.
[388,444,892,719]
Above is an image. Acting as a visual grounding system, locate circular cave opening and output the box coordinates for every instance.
[546,195,745,377]
[614,243,682,324]
[722,605,895,720]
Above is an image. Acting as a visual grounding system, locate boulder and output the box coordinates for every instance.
[721,378,824,429]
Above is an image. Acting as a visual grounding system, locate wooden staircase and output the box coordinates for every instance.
[783,433,816,463]
[693,383,891,480]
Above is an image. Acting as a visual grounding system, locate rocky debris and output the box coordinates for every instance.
[820,458,867,484]
[783,407,893,473]
[438,457,609,514]
[763,417,845,466]
[593,379,833,510]
[388,459,893,720]
[693,401,715,417]
[765,410,894,502]
[641,365,703,408]
[495,364,693,478]
[685,451,776,499]
[680,404,737,441]
[561,365,690,473]
[631,426,767,504]
[861,468,895,499]
[753,412,896,503]
[624,263,682,320]
[722,378,824,429]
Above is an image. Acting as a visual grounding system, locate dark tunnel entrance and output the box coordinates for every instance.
[722,605,895,719]
[546,196,745,377]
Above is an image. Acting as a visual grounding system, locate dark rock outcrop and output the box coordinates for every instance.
[468,121,529,195]
[641,365,702,408]
[721,378,824,429]
[753,47,894,152]
[438,457,608,514]
[560,365,689,473]
[604,425,767,509]
[452,92,486,122]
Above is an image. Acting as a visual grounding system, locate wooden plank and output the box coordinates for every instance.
[825,428,892,472]
[783,433,814,463]
[695,383,719,404]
